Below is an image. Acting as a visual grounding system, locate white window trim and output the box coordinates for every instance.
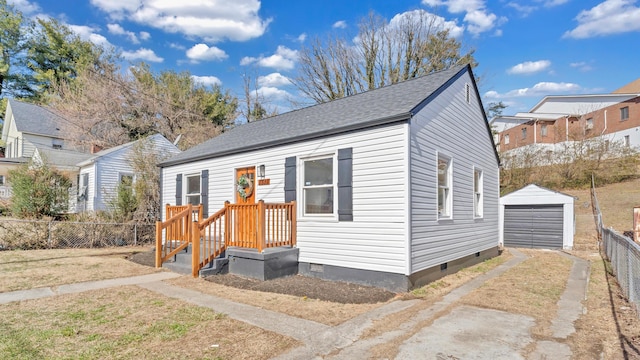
[473,167,483,219]
[184,173,201,206]
[299,152,338,221]
[437,152,453,220]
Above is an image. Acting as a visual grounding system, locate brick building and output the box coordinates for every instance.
[491,79,640,154]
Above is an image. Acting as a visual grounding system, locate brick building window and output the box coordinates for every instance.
[586,118,593,131]
[541,124,548,137]
[521,127,527,139]
[621,106,629,121]
[504,134,510,145]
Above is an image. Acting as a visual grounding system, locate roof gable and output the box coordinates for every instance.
[162,65,470,167]
[5,100,69,139]
[77,134,179,167]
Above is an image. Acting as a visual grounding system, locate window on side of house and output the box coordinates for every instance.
[302,155,335,215]
[624,135,630,147]
[119,173,134,187]
[438,154,452,219]
[521,127,527,139]
[621,106,629,121]
[504,134,510,145]
[541,124,548,137]
[0,175,4,186]
[585,118,594,131]
[473,168,483,218]
[185,173,201,206]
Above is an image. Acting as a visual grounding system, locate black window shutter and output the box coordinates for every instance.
[338,148,353,221]
[175,174,182,206]
[201,170,209,218]
[284,156,296,202]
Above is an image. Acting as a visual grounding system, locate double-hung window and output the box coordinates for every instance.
[302,156,334,215]
[473,168,483,218]
[438,154,452,218]
[621,106,629,121]
[119,173,134,188]
[185,174,201,206]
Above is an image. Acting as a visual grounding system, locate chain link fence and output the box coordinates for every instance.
[0,218,155,250]
[592,178,640,317]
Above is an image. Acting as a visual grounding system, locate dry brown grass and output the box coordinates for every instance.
[165,276,386,326]
[460,250,572,339]
[0,246,161,292]
[0,286,298,359]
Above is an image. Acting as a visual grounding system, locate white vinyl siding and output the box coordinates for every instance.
[409,71,500,273]
[162,123,409,274]
[80,135,180,212]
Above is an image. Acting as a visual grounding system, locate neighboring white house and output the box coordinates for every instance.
[158,65,500,291]
[0,99,92,205]
[76,134,180,212]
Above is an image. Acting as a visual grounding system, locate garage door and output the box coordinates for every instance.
[504,204,564,249]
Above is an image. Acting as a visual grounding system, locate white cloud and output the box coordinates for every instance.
[90,0,271,43]
[8,0,40,14]
[541,0,569,7]
[506,2,537,17]
[186,43,228,63]
[333,20,347,29]
[421,0,500,36]
[563,0,640,39]
[570,61,594,72]
[192,75,222,86]
[297,33,307,42]
[257,86,290,101]
[507,60,551,75]
[389,10,465,38]
[107,23,142,44]
[139,31,151,41]
[484,81,581,99]
[258,73,292,87]
[122,48,164,63]
[240,45,298,70]
[68,24,112,47]
[169,43,186,50]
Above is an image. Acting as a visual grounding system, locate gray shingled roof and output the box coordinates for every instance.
[35,145,93,168]
[9,100,68,138]
[160,65,469,167]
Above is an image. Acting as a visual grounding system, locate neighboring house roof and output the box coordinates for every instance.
[6,99,68,138]
[613,78,640,94]
[529,94,638,115]
[161,65,481,167]
[76,133,178,167]
[35,145,93,168]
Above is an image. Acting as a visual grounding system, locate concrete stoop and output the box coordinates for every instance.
[161,245,298,280]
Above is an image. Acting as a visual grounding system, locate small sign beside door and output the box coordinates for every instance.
[258,178,270,186]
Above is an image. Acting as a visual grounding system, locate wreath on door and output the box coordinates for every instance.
[236,174,254,200]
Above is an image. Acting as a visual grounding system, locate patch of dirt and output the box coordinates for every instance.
[128,249,395,304]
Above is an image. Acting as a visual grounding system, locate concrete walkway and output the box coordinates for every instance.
[0,249,590,359]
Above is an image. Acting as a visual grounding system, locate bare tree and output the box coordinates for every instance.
[294,10,476,103]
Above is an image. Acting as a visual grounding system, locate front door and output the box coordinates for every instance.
[234,167,256,246]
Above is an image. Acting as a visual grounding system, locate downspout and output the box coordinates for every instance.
[565,115,569,142]
[601,110,608,135]
[534,119,538,144]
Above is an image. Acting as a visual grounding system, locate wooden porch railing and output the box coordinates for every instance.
[156,200,296,277]
[166,204,202,223]
[155,204,194,268]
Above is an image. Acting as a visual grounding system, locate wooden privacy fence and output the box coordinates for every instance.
[156,200,297,277]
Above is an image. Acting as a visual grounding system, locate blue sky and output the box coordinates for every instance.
[9,0,640,117]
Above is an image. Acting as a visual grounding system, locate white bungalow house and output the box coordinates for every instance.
[157,65,500,291]
[76,134,180,212]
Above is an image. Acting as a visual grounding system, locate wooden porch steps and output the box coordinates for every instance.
[162,244,228,276]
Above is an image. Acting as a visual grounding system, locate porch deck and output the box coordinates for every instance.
[155,201,297,278]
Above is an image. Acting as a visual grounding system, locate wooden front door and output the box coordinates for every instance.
[235,167,256,204]
[234,167,256,246]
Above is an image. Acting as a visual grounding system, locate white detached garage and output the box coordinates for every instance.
[500,184,575,249]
